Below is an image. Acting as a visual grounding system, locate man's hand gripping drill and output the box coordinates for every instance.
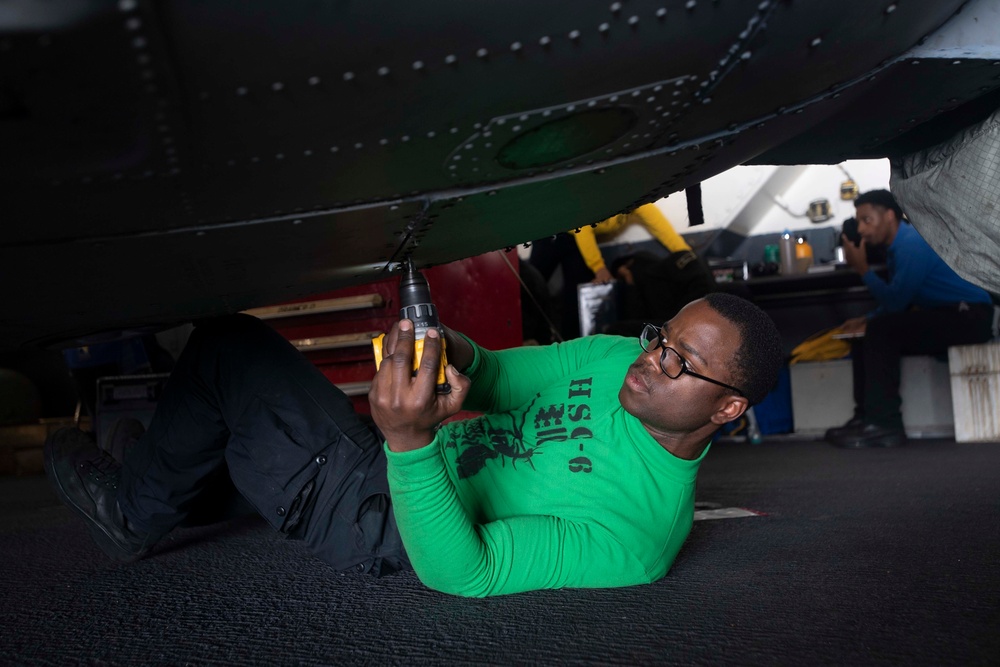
[369,320,469,453]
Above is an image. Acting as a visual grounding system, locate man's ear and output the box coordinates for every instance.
[884,207,901,227]
[711,395,749,426]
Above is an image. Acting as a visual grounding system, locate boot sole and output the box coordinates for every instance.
[831,435,908,449]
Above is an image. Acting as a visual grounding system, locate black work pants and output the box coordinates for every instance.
[528,233,593,339]
[118,314,409,576]
[851,303,994,429]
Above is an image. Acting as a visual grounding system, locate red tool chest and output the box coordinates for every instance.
[249,250,524,414]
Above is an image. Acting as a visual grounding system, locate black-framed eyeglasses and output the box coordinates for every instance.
[639,323,745,397]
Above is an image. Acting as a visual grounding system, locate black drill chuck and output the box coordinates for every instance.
[398,257,440,339]
[397,257,450,393]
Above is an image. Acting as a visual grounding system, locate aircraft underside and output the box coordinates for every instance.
[2,0,998,349]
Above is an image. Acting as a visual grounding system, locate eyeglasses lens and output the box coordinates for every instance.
[640,325,683,379]
[660,347,683,378]
[640,325,658,352]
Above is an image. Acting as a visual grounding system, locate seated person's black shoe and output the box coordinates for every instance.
[824,416,865,442]
[829,423,907,449]
[44,427,155,562]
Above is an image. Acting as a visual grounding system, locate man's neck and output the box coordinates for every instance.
[642,424,714,460]
[885,220,903,247]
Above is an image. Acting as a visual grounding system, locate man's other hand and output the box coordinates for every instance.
[592,267,614,284]
[840,316,868,335]
[841,234,869,275]
[370,320,470,453]
[615,261,635,286]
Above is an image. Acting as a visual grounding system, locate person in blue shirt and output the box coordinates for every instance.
[826,190,995,448]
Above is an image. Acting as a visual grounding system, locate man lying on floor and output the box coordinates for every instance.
[45,293,783,597]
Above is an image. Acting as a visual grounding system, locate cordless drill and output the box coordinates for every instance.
[372,257,451,393]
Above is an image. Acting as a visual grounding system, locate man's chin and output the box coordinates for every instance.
[618,385,641,419]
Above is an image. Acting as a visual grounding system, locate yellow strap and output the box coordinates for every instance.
[789,327,851,365]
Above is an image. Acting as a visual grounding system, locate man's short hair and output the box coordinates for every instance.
[702,293,783,406]
[855,189,904,222]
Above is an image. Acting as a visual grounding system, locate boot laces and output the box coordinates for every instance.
[78,452,121,491]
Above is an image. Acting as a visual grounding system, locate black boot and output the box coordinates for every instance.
[830,423,908,449]
[44,428,156,562]
[824,415,865,442]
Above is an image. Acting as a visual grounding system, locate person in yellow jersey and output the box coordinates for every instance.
[571,204,717,338]
[573,204,693,284]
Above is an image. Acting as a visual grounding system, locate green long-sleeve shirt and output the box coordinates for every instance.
[385,334,707,597]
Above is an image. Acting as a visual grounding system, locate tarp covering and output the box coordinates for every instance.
[891,106,1000,295]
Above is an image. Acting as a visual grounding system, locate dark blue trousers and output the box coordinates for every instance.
[118,314,409,576]
[851,303,994,429]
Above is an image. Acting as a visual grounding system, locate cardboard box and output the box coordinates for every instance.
[578,282,618,337]
[949,342,1000,442]
[95,374,170,460]
[0,417,92,476]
